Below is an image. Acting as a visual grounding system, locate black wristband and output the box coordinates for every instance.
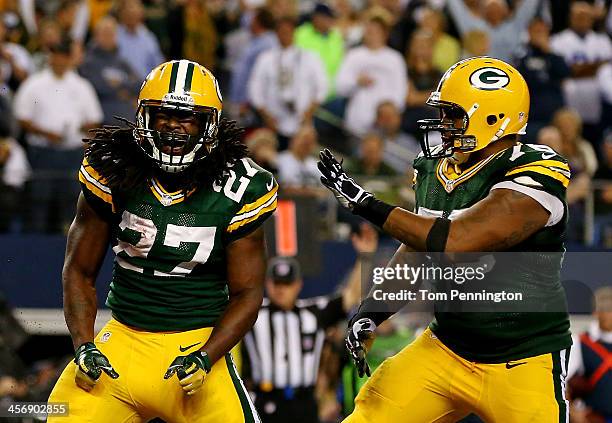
[426,217,451,252]
[350,296,394,327]
[353,196,396,228]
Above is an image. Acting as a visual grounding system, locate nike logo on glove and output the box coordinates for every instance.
[505,361,527,369]
[179,342,201,352]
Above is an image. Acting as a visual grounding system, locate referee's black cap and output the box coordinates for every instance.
[267,256,301,284]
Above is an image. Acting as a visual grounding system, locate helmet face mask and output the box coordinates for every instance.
[134,60,223,173]
[417,57,529,161]
[134,103,218,173]
[418,101,476,159]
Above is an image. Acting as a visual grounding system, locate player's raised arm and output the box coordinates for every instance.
[318,148,551,252]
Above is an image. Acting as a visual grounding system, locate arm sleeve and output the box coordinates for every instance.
[13,79,35,121]
[491,151,570,227]
[225,163,278,242]
[81,80,104,124]
[310,53,329,103]
[78,156,116,221]
[335,51,358,97]
[510,0,541,29]
[247,53,269,110]
[446,0,482,35]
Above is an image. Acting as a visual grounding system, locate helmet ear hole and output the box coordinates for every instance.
[487,115,498,125]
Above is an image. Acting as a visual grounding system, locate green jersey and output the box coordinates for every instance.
[79,156,277,331]
[413,143,572,363]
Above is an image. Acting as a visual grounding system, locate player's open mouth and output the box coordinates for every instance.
[161,145,186,154]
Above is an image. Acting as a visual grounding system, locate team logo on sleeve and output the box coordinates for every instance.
[469,68,510,91]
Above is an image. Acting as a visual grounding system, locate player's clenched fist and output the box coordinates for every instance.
[74,342,119,391]
[346,317,377,378]
[164,351,212,396]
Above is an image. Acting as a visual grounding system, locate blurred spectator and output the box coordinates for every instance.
[246,127,279,174]
[0,133,30,233]
[403,29,443,135]
[551,1,612,145]
[277,125,322,192]
[447,0,541,62]
[598,62,612,136]
[418,7,461,74]
[295,2,344,96]
[117,0,164,80]
[242,255,357,423]
[374,101,420,175]
[592,135,612,247]
[537,125,564,154]
[0,14,33,92]
[334,0,363,48]
[56,0,89,45]
[461,29,491,58]
[249,17,328,145]
[567,286,612,423]
[336,10,407,137]
[346,133,396,176]
[30,19,62,72]
[229,7,277,115]
[14,38,102,233]
[515,17,570,142]
[79,16,141,125]
[179,0,219,71]
[552,109,598,241]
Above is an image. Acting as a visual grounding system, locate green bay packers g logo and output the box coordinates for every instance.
[469,67,510,91]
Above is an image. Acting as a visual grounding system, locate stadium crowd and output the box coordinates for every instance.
[0,0,610,244]
[0,0,611,422]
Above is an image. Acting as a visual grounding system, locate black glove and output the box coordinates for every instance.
[164,351,212,395]
[345,317,377,378]
[318,149,395,227]
[318,148,373,209]
[74,342,119,391]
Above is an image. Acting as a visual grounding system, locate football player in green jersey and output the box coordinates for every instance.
[48,60,275,422]
[319,57,573,422]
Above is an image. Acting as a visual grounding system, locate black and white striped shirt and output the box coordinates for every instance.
[243,295,345,390]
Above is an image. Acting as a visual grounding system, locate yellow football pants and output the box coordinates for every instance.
[48,318,260,423]
[344,328,569,423]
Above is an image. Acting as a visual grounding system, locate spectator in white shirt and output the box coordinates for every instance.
[248,16,328,148]
[335,10,407,138]
[14,38,103,233]
[116,0,164,80]
[551,1,612,144]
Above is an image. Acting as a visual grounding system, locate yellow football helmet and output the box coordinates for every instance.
[418,57,530,159]
[134,59,223,173]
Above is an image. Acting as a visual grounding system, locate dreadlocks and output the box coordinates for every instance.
[84,118,248,193]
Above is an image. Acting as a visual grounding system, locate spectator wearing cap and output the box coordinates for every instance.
[242,256,359,423]
[248,17,327,144]
[446,0,541,62]
[551,1,612,145]
[79,16,141,126]
[116,0,164,80]
[14,37,102,233]
[567,286,612,423]
[295,2,344,96]
[335,10,407,137]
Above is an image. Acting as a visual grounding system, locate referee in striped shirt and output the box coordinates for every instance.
[242,256,357,423]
